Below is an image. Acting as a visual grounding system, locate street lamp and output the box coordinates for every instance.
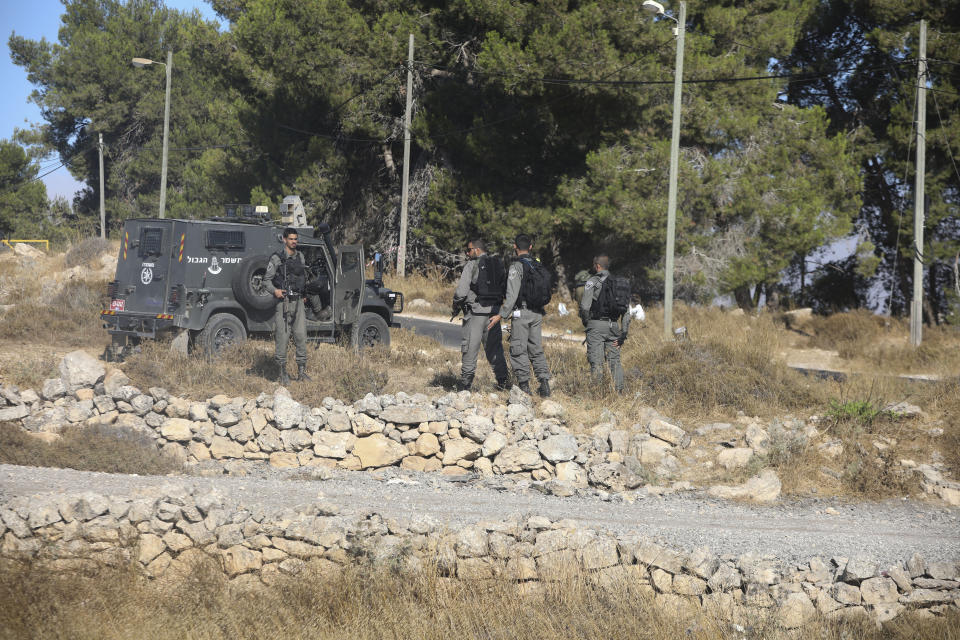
[643,0,685,340]
[132,51,172,219]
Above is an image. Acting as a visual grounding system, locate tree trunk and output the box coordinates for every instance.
[734,286,753,311]
[550,235,572,302]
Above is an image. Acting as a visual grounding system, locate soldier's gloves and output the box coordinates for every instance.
[619,331,628,345]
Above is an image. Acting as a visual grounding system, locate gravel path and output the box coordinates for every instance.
[3,463,958,568]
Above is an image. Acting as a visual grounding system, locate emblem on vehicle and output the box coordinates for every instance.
[140,267,154,285]
[208,256,222,275]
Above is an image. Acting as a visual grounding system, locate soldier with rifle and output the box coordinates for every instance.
[452,239,510,392]
[264,227,311,385]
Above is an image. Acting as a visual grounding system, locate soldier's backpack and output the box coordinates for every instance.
[591,274,631,319]
[518,257,552,310]
[471,254,506,305]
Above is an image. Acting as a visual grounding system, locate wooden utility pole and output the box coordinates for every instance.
[98,133,106,239]
[397,33,414,277]
[910,20,927,347]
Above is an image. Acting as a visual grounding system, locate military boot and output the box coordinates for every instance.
[518,380,532,394]
[278,365,290,386]
[537,378,551,398]
[297,363,312,381]
[495,377,510,391]
[457,374,474,392]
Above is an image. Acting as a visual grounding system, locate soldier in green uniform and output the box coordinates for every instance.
[264,227,310,385]
[579,254,631,393]
[487,234,552,397]
[453,239,510,392]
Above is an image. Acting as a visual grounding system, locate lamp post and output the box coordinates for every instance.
[642,0,685,340]
[132,50,172,219]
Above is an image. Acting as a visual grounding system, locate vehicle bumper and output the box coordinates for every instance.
[101,311,178,339]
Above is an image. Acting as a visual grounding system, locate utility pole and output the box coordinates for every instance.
[910,20,927,347]
[158,49,172,219]
[98,133,106,239]
[397,34,414,277]
[663,1,685,340]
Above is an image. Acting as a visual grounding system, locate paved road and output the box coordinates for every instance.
[3,463,958,568]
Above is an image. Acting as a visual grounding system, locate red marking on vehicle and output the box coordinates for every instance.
[109,299,125,311]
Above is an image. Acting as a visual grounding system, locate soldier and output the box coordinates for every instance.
[579,254,631,393]
[452,239,510,392]
[487,234,552,397]
[264,227,310,385]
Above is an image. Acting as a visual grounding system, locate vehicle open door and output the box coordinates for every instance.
[334,244,363,326]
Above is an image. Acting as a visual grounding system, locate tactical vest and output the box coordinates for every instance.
[272,251,306,294]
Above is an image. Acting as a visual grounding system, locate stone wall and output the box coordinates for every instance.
[1,487,958,628]
[2,351,702,495]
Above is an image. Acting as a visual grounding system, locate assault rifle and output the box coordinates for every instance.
[450,298,468,322]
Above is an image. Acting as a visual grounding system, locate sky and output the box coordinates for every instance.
[0,0,222,202]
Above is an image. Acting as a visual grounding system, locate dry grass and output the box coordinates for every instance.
[800,310,960,376]
[63,237,113,269]
[0,422,180,475]
[0,276,107,347]
[0,559,955,640]
[122,330,460,405]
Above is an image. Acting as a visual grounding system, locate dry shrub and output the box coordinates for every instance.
[3,559,954,640]
[631,339,825,418]
[64,237,112,268]
[0,278,107,346]
[384,266,452,308]
[805,310,960,375]
[123,331,457,405]
[910,379,960,478]
[0,422,180,475]
[0,350,60,390]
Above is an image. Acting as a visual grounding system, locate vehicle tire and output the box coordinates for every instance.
[197,313,247,356]
[232,254,275,311]
[353,312,390,350]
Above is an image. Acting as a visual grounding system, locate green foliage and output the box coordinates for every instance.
[0,139,48,237]
[827,399,884,426]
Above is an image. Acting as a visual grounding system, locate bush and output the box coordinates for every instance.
[64,237,112,268]
[0,422,180,475]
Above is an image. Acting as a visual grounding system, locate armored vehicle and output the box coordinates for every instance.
[102,196,404,359]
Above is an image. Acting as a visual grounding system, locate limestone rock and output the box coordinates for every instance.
[555,461,588,488]
[222,545,262,576]
[841,557,877,583]
[0,404,29,421]
[272,393,304,430]
[461,415,494,443]
[138,533,166,564]
[42,378,67,400]
[210,436,244,459]
[352,413,384,436]
[378,405,439,425]
[269,452,300,468]
[778,592,816,629]
[442,439,481,465]
[312,431,356,459]
[492,442,543,473]
[537,434,578,463]
[539,399,564,418]
[481,431,507,458]
[414,433,440,457]
[717,448,752,470]
[160,418,193,442]
[59,351,105,391]
[353,434,408,468]
[860,577,899,605]
[648,418,690,448]
[707,470,781,503]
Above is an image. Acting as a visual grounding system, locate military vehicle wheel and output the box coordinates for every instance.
[232,254,275,311]
[353,312,390,350]
[197,313,247,356]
